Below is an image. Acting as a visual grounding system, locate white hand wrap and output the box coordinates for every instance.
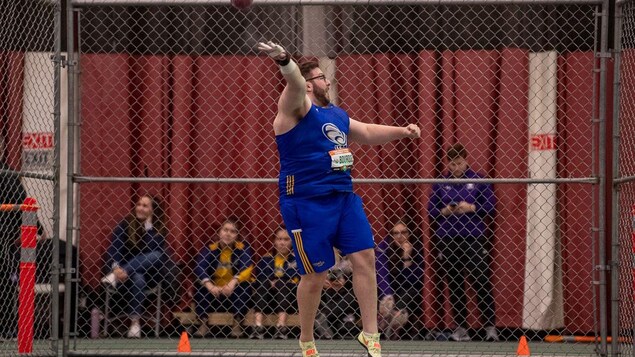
[279,60,297,75]
[266,42,285,59]
[257,41,287,60]
[257,41,296,75]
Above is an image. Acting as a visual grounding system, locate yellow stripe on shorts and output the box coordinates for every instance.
[292,229,313,274]
[286,175,294,196]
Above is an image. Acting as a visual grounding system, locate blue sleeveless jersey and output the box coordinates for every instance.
[276,103,354,199]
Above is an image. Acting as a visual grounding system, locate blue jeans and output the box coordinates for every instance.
[121,251,164,318]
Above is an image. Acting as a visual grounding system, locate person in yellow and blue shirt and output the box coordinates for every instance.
[193,217,253,337]
[250,225,299,340]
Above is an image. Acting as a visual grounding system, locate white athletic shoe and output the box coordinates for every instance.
[100,273,117,289]
[485,326,499,341]
[127,321,141,338]
[450,327,471,342]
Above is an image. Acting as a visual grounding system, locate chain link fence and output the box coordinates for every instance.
[8,0,635,356]
[66,1,605,356]
[616,1,635,356]
[0,0,62,356]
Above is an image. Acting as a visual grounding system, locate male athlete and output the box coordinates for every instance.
[258,41,421,357]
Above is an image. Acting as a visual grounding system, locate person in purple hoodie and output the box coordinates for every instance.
[375,219,424,340]
[427,144,498,342]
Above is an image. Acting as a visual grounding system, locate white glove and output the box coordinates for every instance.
[257,41,287,62]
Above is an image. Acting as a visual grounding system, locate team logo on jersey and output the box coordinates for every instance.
[322,123,347,147]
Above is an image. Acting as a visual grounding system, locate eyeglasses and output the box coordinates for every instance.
[306,74,327,82]
[390,230,409,235]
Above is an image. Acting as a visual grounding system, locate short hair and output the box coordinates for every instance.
[446,143,467,160]
[299,61,320,79]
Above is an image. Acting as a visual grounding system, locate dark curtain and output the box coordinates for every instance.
[330,4,594,54]
[80,5,595,56]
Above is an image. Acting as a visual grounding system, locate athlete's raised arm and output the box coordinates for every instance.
[257,41,311,134]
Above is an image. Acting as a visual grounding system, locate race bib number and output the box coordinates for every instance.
[329,148,354,171]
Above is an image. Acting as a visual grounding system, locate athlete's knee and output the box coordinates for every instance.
[300,271,327,291]
[348,249,376,273]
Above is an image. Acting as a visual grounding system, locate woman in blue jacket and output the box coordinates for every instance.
[101,194,168,338]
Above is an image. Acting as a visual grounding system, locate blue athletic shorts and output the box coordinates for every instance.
[279,191,374,275]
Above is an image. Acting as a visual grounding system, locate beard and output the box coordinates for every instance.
[313,86,331,106]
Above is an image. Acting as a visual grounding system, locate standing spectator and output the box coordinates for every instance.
[250,226,299,340]
[427,144,498,342]
[376,219,424,340]
[101,193,169,338]
[193,217,253,338]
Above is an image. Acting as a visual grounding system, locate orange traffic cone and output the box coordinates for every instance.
[177,331,191,353]
[517,336,530,356]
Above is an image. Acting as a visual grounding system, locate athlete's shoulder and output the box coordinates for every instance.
[324,103,347,114]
